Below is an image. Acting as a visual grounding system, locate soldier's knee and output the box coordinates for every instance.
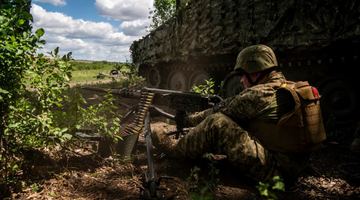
[151,122,176,134]
[206,112,238,130]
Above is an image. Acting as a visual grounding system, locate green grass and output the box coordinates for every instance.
[71,68,110,83]
[70,61,115,84]
[69,60,140,88]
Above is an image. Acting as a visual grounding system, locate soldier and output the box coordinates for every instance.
[152,44,325,183]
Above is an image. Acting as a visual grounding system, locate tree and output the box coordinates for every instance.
[150,0,177,29]
[0,1,121,191]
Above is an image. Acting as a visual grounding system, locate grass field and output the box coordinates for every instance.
[71,68,112,83]
[70,60,117,84]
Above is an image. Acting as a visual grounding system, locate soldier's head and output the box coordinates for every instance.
[234,44,278,87]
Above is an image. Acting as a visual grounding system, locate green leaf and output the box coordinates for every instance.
[60,128,69,133]
[0,88,9,94]
[39,39,46,45]
[272,181,285,191]
[18,19,25,25]
[12,164,19,171]
[257,182,270,197]
[54,47,59,56]
[260,188,269,196]
[35,28,45,38]
[61,133,72,141]
[272,176,281,181]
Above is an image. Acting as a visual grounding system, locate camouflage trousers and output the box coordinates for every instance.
[151,112,309,182]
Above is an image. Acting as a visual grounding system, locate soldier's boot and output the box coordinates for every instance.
[150,122,178,156]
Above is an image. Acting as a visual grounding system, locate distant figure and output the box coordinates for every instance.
[110,69,119,77]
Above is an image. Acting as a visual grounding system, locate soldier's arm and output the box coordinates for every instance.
[186,95,236,126]
[186,108,213,126]
[218,88,270,126]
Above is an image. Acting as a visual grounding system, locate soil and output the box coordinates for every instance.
[4,88,360,200]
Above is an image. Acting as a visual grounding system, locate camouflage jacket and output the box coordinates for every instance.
[188,71,291,126]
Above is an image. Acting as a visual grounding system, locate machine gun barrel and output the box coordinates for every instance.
[81,86,142,98]
[143,87,223,112]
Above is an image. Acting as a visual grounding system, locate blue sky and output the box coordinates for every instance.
[31,0,154,62]
[34,0,116,25]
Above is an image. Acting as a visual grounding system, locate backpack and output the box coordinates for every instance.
[249,81,327,153]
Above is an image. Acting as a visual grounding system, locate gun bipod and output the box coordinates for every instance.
[140,175,175,200]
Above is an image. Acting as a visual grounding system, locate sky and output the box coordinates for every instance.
[30,0,154,62]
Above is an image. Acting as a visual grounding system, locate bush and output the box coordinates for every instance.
[0,1,124,189]
[257,176,285,200]
[54,88,121,142]
[191,79,216,95]
[0,1,73,185]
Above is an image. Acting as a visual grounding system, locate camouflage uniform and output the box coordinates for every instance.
[152,71,309,182]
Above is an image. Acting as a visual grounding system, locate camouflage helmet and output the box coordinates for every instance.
[234,44,278,73]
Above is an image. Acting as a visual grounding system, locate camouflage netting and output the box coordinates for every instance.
[130,0,359,66]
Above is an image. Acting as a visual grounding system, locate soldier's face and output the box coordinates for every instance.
[240,75,252,88]
[241,73,262,88]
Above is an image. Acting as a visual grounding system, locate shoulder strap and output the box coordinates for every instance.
[277,82,303,126]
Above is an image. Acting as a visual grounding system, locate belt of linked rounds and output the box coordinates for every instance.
[123,90,155,135]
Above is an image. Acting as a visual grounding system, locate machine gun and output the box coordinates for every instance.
[82,86,223,199]
[83,86,222,137]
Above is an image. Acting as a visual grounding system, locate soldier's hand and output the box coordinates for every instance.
[212,100,226,112]
[174,111,190,128]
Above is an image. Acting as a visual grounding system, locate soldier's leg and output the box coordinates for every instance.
[150,121,178,154]
[175,112,277,181]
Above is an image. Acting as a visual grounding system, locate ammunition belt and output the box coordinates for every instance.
[123,90,155,135]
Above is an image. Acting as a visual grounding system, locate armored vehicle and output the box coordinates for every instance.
[130,0,360,128]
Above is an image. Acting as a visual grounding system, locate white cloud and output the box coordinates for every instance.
[95,0,154,36]
[34,0,66,6]
[31,4,143,61]
[95,0,153,21]
[120,19,149,36]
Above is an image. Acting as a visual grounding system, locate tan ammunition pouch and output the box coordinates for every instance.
[250,81,327,153]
